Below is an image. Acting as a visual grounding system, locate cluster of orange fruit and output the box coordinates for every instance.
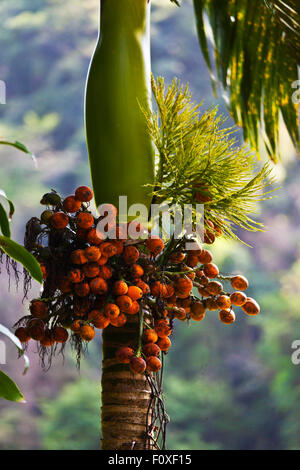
[15,185,260,373]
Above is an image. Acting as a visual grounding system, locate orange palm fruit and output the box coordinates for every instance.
[123,245,140,264]
[135,279,150,295]
[100,242,117,258]
[51,212,69,229]
[15,327,30,343]
[191,301,206,317]
[76,212,94,229]
[92,314,110,329]
[71,249,88,265]
[75,186,93,202]
[169,251,185,263]
[99,265,113,280]
[142,329,158,344]
[145,236,164,256]
[83,262,100,278]
[242,297,260,316]
[67,268,84,284]
[40,329,55,347]
[30,300,48,319]
[142,343,160,357]
[70,319,82,333]
[62,195,82,213]
[80,325,95,341]
[74,282,90,297]
[216,295,231,309]
[186,254,199,268]
[203,263,219,279]
[85,246,101,262]
[130,263,144,278]
[146,356,162,372]
[130,356,146,374]
[174,307,187,321]
[104,303,120,320]
[231,275,249,291]
[127,286,143,301]
[113,280,128,296]
[157,336,171,351]
[28,325,44,341]
[87,227,105,245]
[58,278,73,294]
[175,276,193,294]
[53,326,69,343]
[198,249,213,264]
[219,309,236,324]
[155,319,172,338]
[116,295,133,312]
[110,313,127,327]
[89,277,108,295]
[126,300,140,315]
[116,347,134,364]
[206,281,223,296]
[205,298,219,311]
[112,240,124,255]
[230,291,247,306]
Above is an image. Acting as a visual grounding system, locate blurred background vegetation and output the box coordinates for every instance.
[0,0,300,450]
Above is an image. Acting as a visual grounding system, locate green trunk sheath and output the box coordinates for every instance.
[85,0,155,211]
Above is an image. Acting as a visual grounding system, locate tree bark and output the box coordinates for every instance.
[101,315,153,450]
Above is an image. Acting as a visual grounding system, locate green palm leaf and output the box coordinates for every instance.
[193,0,300,161]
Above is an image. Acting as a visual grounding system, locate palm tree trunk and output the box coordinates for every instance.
[101,314,153,450]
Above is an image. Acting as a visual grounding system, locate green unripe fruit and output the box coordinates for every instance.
[40,210,54,224]
[40,192,61,206]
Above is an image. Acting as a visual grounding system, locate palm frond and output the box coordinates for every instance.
[141,76,276,243]
[193,0,300,161]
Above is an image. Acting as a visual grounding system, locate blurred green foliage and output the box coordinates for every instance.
[0,0,300,451]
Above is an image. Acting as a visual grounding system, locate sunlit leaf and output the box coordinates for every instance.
[0,139,37,165]
[0,203,11,237]
[0,370,25,403]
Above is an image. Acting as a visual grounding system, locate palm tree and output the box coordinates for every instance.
[85,0,299,450]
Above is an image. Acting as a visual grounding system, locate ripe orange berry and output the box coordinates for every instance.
[157,336,171,351]
[191,301,206,317]
[216,295,231,309]
[126,300,140,315]
[87,228,105,245]
[186,254,199,268]
[30,300,48,319]
[142,343,160,357]
[80,325,95,341]
[116,295,133,312]
[100,242,117,258]
[40,329,55,347]
[83,262,100,278]
[85,246,101,262]
[190,311,205,321]
[53,326,69,343]
[99,265,113,280]
[74,282,90,297]
[111,240,124,256]
[67,268,84,284]
[198,249,213,264]
[135,279,150,295]
[123,245,140,264]
[206,281,223,296]
[203,263,219,279]
[142,329,158,344]
[169,251,185,263]
[130,264,144,278]
[15,327,30,343]
[206,298,219,311]
[230,291,247,306]
[177,297,192,313]
[71,249,88,265]
[51,212,69,229]
[146,236,164,256]
[104,303,120,320]
[231,275,249,291]
[175,276,193,294]
[146,356,162,372]
[197,286,210,297]
[97,255,108,266]
[75,186,93,202]
[92,314,110,329]
[127,286,143,301]
[62,195,82,213]
[58,278,73,294]
[116,347,134,364]
[196,270,209,286]
[242,297,260,316]
[204,229,215,245]
[155,319,172,338]
[89,277,108,295]
[28,325,44,341]
[87,309,102,321]
[113,280,128,296]
[110,313,127,327]
[219,309,236,324]
[130,356,146,374]
[174,307,187,321]
[40,263,47,279]
[70,320,82,333]
[76,212,94,229]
